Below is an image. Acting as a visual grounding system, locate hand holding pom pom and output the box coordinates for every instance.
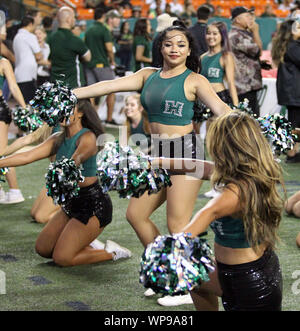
[29,80,77,127]
[45,158,84,205]
[97,141,172,199]
[140,232,215,296]
[12,106,43,132]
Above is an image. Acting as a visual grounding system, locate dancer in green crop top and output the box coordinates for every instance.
[160,111,283,311]
[0,99,132,266]
[200,21,238,107]
[0,51,27,205]
[73,22,231,305]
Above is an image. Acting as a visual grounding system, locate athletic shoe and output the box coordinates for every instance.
[204,188,220,198]
[0,188,5,203]
[105,240,132,261]
[89,239,105,250]
[144,288,156,297]
[0,190,25,204]
[157,293,193,306]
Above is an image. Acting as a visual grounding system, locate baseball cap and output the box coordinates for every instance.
[231,6,253,20]
[106,9,121,18]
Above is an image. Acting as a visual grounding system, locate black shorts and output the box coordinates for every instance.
[0,95,12,125]
[287,106,300,128]
[216,89,232,105]
[151,131,205,175]
[217,249,282,311]
[62,181,113,228]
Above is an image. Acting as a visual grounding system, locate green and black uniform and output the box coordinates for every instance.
[57,128,113,227]
[0,56,11,124]
[132,35,151,72]
[48,28,89,88]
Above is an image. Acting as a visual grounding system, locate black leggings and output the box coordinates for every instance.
[217,249,282,311]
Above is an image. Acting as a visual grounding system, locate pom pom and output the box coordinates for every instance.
[29,80,77,127]
[192,99,213,123]
[257,113,296,155]
[11,106,43,132]
[97,141,172,199]
[45,158,84,205]
[140,232,215,295]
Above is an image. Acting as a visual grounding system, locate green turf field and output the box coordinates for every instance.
[0,129,299,311]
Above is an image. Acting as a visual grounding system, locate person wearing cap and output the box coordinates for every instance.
[84,8,119,125]
[188,5,211,57]
[228,6,263,116]
[151,14,177,67]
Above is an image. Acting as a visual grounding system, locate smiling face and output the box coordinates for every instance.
[161,30,191,67]
[206,24,222,48]
[124,96,142,119]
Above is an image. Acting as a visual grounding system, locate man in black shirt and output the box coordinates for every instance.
[188,5,210,57]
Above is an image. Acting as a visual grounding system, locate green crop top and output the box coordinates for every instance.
[140,69,194,126]
[0,56,5,90]
[56,128,97,177]
[201,52,224,84]
[210,216,251,248]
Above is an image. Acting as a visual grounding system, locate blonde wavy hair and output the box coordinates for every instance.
[206,111,285,252]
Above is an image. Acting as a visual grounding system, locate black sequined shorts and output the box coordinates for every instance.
[0,95,12,125]
[62,181,113,228]
[151,131,205,175]
[217,249,282,311]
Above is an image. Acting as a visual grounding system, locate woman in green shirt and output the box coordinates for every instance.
[132,18,152,72]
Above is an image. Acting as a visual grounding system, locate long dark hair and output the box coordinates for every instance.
[155,21,201,73]
[52,99,104,154]
[133,18,151,40]
[207,21,231,55]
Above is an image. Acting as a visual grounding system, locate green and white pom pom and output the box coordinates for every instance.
[45,158,84,205]
[97,141,172,199]
[140,232,215,296]
[29,80,77,127]
[12,106,43,132]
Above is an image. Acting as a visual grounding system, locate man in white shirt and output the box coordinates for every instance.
[13,15,43,103]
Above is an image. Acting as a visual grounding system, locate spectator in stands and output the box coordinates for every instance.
[84,8,117,125]
[26,9,43,28]
[189,5,210,57]
[170,0,184,17]
[116,20,133,71]
[13,15,43,104]
[279,0,295,11]
[146,0,166,12]
[229,6,263,116]
[78,20,87,40]
[132,6,142,19]
[271,19,300,163]
[132,18,152,72]
[181,0,197,20]
[42,16,53,42]
[85,0,102,9]
[260,4,276,17]
[106,9,121,39]
[214,5,226,18]
[35,26,51,87]
[165,4,177,18]
[48,6,91,89]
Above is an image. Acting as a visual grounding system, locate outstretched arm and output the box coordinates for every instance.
[72,67,156,100]
[182,184,240,238]
[190,73,232,117]
[0,133,58,168]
